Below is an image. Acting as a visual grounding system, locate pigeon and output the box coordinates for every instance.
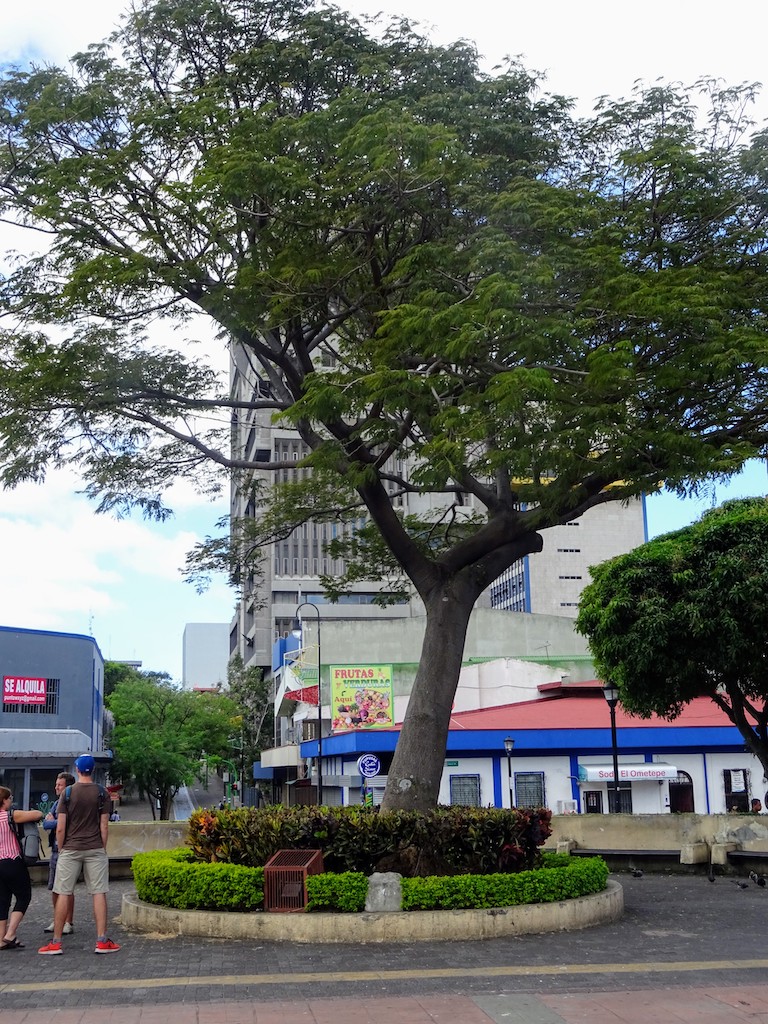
[631,868,643,878]
[749,871,767,888]
[732,879,749,889]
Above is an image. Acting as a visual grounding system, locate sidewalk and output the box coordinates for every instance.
[112,772,226,822]
[4,870,768,1021]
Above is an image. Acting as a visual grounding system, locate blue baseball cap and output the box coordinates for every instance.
[74,754,95,774]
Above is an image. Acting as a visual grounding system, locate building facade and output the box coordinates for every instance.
[228,348,649,671]
[487,498,647,617]
[0,625,108,810]
[293,682,767,817]
[182,622,230,690]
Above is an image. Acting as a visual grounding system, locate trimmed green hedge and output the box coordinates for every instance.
[132,848,264,912]
[132,848,607,914]
[305,854,608,912]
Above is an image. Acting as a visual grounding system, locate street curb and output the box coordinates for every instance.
[120,879,623,943]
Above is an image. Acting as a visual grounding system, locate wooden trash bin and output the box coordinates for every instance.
[263,849,324,912]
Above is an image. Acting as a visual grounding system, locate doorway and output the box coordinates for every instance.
[669,770,694,812]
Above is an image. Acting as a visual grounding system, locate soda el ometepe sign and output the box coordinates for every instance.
[3,676,47,705]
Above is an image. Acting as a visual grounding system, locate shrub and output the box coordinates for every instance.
[132,848,264,912]
[400,856,609,911]
[305,872,369,912]
[302,856,608,913]
[133,850,607,914]
[186,804,552,877]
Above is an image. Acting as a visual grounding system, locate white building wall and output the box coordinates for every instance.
[182,623,230,690]
[527,498,648,617]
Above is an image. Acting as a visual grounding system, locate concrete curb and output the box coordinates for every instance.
[120,879,623,943]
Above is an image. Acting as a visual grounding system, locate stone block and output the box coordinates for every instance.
[365,871,402,913]
[679,841,709,864]
[710,842,737,865]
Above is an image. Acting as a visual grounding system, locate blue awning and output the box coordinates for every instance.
[252,761,274,780]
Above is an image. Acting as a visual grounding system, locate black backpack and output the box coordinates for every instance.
[9,809,41,865]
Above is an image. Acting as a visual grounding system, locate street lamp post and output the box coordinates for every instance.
[504,736,515,808]
[603,682,621,814]
[294,602,323,805]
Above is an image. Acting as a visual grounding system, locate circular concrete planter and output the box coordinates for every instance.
[120,879,622,943]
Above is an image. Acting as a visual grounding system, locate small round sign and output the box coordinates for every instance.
[357,754,381,778]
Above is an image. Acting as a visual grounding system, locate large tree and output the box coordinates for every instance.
[576,498,768,777]
[1,0,768,809]
[108,674,240,819]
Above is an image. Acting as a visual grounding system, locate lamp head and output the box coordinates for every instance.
[504,736,515,755]
[291,618,302,640]
[602,682,620,707]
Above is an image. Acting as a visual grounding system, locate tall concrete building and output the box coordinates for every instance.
[487,498,647,617]
[229,348,648,672]
[182,623,230,690]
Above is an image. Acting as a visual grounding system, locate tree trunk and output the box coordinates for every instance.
[381,578,476,811]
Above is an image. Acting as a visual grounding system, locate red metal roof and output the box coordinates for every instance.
[446,693,741,732]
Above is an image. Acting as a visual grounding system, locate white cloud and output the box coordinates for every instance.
[0,472,232,677]
[0,1,124,64]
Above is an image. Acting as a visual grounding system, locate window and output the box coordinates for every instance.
[724,768,750,812]
[514,771,545,808]
[584,790,603,814]
[449,774,481,806]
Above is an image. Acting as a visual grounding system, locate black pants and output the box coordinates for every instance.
[0,857,31,919]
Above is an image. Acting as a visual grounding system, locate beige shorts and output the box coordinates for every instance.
[53,848,109,895]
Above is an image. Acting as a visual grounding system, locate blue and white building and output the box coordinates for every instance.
[0,625,108,810]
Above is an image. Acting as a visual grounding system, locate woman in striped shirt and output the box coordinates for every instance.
[0,787,43,949]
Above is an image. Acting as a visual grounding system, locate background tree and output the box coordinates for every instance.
[104,660,171,699]
[576,497,768,777]
[1,0,768,809]
[226,654,273,779]
[107,674,240,818]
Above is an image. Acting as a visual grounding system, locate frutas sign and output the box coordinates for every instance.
[3,676,47,705]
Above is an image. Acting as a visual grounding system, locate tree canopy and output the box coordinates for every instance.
[1,0,768,808]
[576,497,768,777]
[107,673,240,818]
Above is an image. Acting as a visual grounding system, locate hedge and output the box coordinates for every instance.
[132,848,607,914]
[132,848,264,912]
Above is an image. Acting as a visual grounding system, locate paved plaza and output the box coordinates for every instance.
[2,869,768,1022]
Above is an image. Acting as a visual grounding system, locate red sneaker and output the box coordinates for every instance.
[94,938,121,954]
[38,941,63,955]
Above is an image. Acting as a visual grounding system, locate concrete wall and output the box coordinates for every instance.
[528,498,647,618]
[74,813,768,864]
[549,812,768,852]
[182,623,230,690]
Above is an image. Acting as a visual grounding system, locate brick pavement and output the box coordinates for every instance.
[3,871,768,1022]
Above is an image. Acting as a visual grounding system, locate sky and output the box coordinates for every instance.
[0,1,766,679]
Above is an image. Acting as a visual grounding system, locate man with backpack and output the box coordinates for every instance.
[42,771,76,936]
[38,754,120,955]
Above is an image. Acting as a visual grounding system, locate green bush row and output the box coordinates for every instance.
[133,849,607,913]
[186,804,552,877]
[304,855,608,912]
[132,848,264,912]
